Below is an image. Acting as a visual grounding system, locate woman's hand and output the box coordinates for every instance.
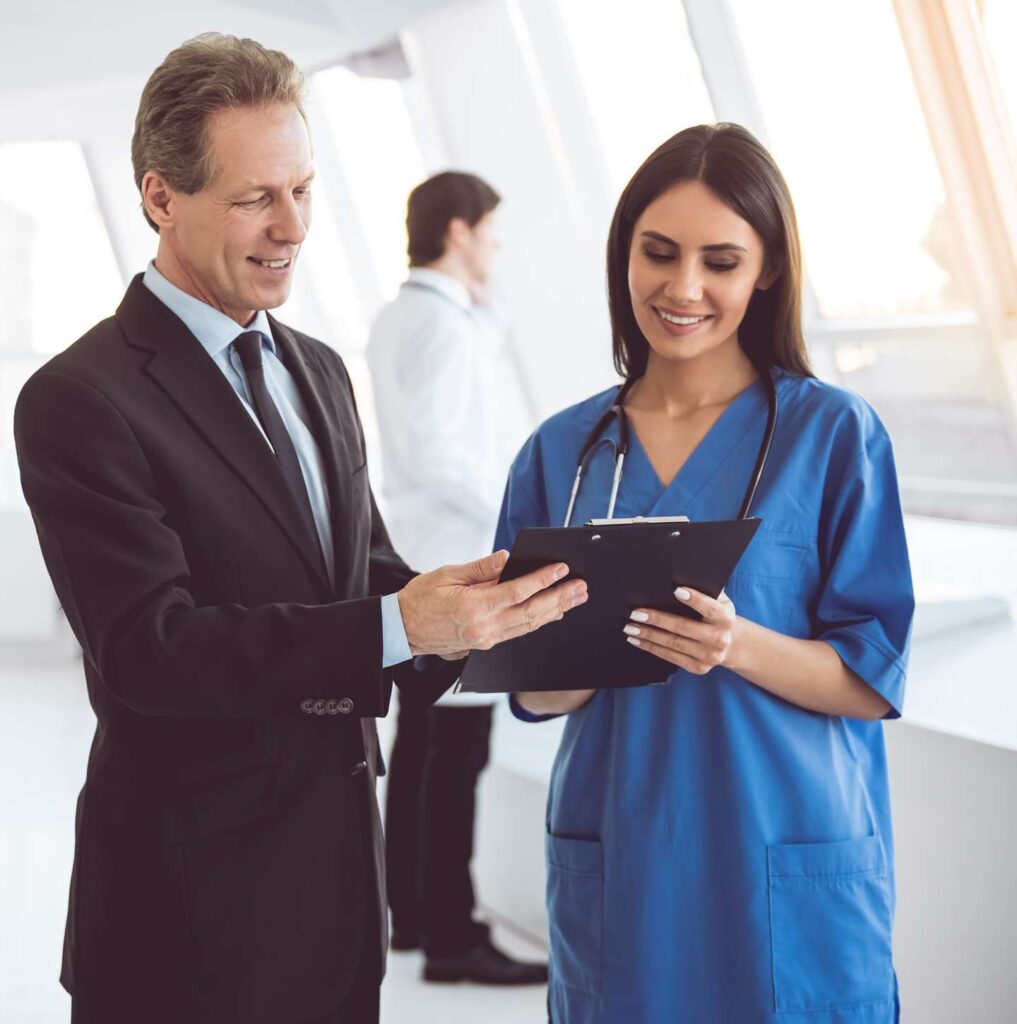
[624,588,892,719]
[623,587,737,675]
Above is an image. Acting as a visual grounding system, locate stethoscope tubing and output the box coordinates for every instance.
[738,371,778,520]
[563,370,778,527]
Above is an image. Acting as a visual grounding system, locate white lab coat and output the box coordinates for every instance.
[367,268,529,706]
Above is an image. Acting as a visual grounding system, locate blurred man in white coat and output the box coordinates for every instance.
[368,172,544,984]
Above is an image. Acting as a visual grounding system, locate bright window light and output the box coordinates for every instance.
[983,0,1017,147]
[273,171,368,354]
[0,142,123,509]
[312,66,428,307]
[0,142,121,355]
[554,0,715,195]
[729,0,973,321]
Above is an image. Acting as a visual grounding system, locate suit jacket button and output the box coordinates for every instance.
[337,697,354,715]
[300,698,315,714]
[313,699,327,716]
[349,761,367,776]
[325,699,340,715]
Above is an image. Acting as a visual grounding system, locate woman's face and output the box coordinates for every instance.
[627,179,774,367]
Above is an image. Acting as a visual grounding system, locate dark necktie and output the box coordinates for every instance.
[233,331,326,570]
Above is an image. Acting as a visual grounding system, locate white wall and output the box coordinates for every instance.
[888,725,1017,1021]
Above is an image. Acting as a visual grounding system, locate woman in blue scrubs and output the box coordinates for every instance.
[499,124,914,1023]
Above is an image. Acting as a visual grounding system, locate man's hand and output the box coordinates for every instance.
[397,550,588,658]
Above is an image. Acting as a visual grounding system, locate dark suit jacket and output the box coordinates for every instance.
[14,276,461,1024]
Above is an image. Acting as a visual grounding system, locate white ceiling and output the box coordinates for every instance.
[0,0,450,139]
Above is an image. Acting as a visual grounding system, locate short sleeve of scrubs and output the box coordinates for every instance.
[507,692,560,722]
[814,421,914,718]
[493,432,546,555]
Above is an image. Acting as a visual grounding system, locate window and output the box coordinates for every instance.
[554,0,715,195]
[0,142,122,355]
[982,0,1017,147]
[0,142,123,509]
[728,0,973,321]
[311,66,429,307]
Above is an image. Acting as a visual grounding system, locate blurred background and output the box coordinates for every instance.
[1,1,1015,1021]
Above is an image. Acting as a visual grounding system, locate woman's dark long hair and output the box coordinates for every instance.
[607,123,813,381]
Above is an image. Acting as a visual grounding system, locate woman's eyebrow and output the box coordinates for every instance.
[640,230,677,245]
[639,231,746,254]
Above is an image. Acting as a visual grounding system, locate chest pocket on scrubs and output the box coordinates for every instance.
[725,534,808,634]
[767,835,895,1013]
[546,831,603,996]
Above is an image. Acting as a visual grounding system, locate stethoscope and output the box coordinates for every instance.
[562,369,779,527]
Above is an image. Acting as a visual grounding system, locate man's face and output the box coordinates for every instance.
[155,104,313,325]
[463,211,499,286]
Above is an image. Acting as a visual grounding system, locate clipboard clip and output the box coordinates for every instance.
[585,515,690,526]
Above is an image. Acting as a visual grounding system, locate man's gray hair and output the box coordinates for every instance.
[131,33,307,232]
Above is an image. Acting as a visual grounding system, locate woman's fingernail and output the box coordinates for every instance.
[630,611,649,623]
[674,588,691,601]
[555,564,569,579]
[623,624,640,637]
[626,636,642,647]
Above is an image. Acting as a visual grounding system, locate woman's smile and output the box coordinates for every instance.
[652,306,715,336]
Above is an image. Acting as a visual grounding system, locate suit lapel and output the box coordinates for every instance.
[269,316,358,594]
[116,277,331,594]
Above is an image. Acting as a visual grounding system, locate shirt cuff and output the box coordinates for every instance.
[381,592,412,668]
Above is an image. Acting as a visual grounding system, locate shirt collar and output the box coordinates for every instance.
[143,261,276,359]
[404,267,473,312]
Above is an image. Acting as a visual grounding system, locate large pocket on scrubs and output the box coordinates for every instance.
[546,831,603,996]
[767,835,895,1013]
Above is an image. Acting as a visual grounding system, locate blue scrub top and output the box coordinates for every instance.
[496,370,914,1024]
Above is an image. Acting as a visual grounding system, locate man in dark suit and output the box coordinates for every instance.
[14,34,587,1024]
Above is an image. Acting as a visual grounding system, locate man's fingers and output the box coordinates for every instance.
[494,579,587,641]
[487,561,572,611]
[440,650,470,662]
[451,550,511,586]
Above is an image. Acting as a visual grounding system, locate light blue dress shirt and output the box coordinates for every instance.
[142,262,411,667]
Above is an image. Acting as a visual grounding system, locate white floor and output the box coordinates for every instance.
[0,648,548,1024]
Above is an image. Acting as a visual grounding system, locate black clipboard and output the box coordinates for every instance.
[457,518,761,693]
